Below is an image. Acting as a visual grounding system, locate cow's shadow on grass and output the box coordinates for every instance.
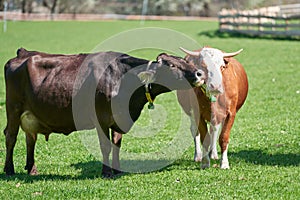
[231,149,300,167]
[0,161,123,182]
[199,30,300,41]
[0,159,176,182]
[1,150,298,181]
[72,159,184,177]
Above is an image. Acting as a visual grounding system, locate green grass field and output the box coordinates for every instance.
[0,20,299,199]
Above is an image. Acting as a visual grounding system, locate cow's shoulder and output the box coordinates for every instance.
[17,47,35,58]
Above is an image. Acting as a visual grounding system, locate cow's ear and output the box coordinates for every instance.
[223,57,231,64]
[138,71,156,84]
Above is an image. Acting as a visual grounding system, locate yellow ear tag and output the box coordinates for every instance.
[146,92,155,109]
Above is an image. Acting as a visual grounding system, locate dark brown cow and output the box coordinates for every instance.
[177,47,248,169]
[4,48,204,177]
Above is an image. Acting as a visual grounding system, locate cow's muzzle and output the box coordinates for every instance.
[193,69,206,87]
[207,83,224,95]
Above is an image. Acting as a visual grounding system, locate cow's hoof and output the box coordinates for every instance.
[29,165,38,175]
[102,165,113,178]
[113,169,124,176]
[101,171,113,179]
[210,151,219,160]
[5,172,15,176]
[201,157,210,169]
[4,166,15,176]
[220,162,230,169]
[201,163,210,169]
[25,164,38,175]
[194,154,202,162]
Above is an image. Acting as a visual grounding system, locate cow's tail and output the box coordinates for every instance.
[4,60,11,79]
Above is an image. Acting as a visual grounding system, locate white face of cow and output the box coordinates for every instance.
[199,48,224,94]
[179,47,243,95]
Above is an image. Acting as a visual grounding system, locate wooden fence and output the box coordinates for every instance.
[0,11,216,22]
[219,4,300,38]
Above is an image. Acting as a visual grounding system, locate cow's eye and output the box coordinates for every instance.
[170,64,174,68]
[221,65,226,71]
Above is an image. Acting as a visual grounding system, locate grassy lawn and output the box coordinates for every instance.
[0,20,299,199]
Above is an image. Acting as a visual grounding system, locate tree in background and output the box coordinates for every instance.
[21,0,34,13]
[0,0,4,11]
[2,0,300,15]
[42,0,57,14]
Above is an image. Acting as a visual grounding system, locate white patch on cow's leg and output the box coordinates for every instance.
[190,116,202,162]
[194,134,202,162]
[220,144,230,169]
[201,133,211,169]
[210,123,222,160]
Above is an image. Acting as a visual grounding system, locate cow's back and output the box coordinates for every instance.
[223,57,248,111]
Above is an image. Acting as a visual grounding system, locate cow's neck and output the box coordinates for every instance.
[128,83,170,122]
[143,83,171,109]
[116,61,171,125]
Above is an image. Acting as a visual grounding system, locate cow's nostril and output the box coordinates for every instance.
[196,70,202,77]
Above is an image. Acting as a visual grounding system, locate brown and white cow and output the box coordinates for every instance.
[4,48,204,177]
[177,47,248,169]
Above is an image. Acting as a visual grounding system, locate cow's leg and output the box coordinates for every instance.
[24,132,38,175]
[190,116,202,162]
[111,130,123,175]
[4,106,21,175]
[198,118,210,169]
[219,112,236,169]
[201,137,211,169]
[97,126,112,177]
[209,123,222,160]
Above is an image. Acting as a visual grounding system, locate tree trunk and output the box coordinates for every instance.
[22,0,26,13]
[0,0,4,11]
[27,0,33,13]
[51,0,57,14]
[43,0,58,14]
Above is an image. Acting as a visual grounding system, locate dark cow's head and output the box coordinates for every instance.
[180,47,243,95]
[138,53,204,90]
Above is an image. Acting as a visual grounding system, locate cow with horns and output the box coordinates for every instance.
[177,47,248,169]
[4,48,205,177]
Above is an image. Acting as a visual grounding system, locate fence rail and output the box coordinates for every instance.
[0,11,217,21]
[218,4,300,38]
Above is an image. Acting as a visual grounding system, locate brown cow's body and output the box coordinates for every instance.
[4,48,203,177]
[177,47,248,169]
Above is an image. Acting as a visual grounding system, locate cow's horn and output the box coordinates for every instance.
[223,49,243,58]
[179,47,200,57]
